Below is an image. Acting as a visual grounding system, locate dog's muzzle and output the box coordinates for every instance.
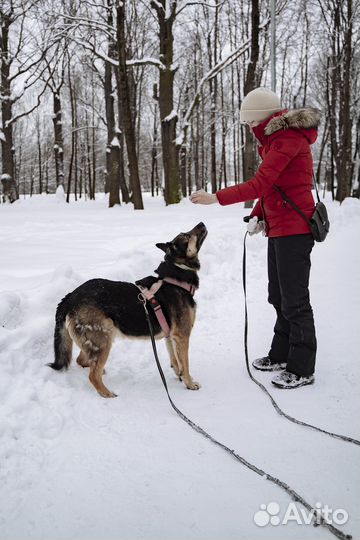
[193,222,208,248]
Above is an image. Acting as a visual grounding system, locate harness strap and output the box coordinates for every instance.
[136,277,198,338]
[163,276,197,296]
[136,282,171,338]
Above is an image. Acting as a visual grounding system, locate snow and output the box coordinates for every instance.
[175,131,185,146]
[163,109,178,122]
[0,193,359,540]
[10,80,26,101]
[126,57,164,70]
[110,135,120,148]
[55,185,65,202]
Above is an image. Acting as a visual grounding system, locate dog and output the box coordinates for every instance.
[48,222,208,398]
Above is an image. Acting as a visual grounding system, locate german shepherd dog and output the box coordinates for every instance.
[48,222,207,398]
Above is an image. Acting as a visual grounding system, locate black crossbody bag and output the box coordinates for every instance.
[274,176,330,242]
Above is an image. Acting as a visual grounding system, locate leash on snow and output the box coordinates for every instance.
[242,231,360,446]
[140,297,353,540]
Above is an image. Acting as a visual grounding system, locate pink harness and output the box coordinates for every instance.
[137,278,197,338]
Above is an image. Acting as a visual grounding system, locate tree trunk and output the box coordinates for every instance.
[0,13,17,202]
[179,86,190,197]
[105,52,122,208]
[36,115,43,194]
[151,0,181,205]
[91,78,97,200]
[151,84,160,197]
[228,12,238,185]
[243,0,260,209]
[67,62,75,203]
[336,0,353,202]
[219,69,227,189]
[116,0,143,209]
[105,0,123,206]
[52,90,65,189]
[206,3,219,194]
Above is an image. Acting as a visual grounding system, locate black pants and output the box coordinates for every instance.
[267,234,317,376]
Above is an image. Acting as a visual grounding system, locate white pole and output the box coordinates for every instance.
[270,0,276,92]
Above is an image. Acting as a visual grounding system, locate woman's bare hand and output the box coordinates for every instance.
[189,190,218,205]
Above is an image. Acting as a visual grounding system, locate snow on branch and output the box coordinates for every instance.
[163,109,178,122]
[74,38,163,71]
[126,57,165,70]
[151,0,165,15]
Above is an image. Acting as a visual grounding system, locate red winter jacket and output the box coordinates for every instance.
[216,108,320,237]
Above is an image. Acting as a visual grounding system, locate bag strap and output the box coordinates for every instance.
[312,172,321,203]
[274,185,312,226]
[275,169,321,223]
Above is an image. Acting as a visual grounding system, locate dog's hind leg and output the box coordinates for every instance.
[89,344,117,398]
[76,350,107,375]
[76,350,91,368]
[67,307,116,396]
[166,338,182,380]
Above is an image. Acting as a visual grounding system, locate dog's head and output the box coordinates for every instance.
[156,222,208,270]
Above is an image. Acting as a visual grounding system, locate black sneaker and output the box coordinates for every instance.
[271,370,315,389]
[252,356,287,372]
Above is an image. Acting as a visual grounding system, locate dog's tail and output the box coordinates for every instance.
[48,294,73,371]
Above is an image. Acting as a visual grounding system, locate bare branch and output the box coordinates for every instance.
[11,11,26,66]
[72,38,119,66]
[8,77,51,126]
[177,17,270,144]
[54,12,115,37]
[176,0,225,17]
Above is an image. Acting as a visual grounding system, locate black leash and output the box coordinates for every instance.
[140,297,353,540]
[242,231,360,446]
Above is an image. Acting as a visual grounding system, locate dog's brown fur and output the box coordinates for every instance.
[48,222,207,398]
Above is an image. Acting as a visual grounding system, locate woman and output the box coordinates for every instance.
[190,87,320,389]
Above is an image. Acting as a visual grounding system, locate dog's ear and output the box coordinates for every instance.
[156,242,169,253]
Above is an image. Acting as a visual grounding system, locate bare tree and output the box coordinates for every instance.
[116,0,143,208]
[150,0,180,204]
[1,1,57,202]
[242,0,260,208]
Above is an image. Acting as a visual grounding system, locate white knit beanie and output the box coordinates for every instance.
[240,87,282,123]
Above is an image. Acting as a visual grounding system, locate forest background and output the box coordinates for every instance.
[1,0,359,208]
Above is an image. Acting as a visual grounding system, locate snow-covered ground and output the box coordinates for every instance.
[0,192,359,540]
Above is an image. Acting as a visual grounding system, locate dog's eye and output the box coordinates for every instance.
[172,243,186,255]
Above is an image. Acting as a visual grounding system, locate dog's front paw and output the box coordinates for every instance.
[185,379,201,390]
[98,389,118,398]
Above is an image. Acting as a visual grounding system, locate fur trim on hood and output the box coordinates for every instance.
[264,107,321,136]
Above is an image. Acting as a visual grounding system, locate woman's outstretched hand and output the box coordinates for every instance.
[189,190,218,205]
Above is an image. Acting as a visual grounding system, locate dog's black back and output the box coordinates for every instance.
[48,222,207,397]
